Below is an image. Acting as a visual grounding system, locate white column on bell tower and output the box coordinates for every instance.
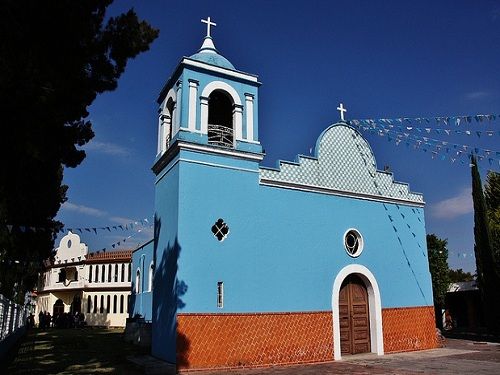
[157,110,163,155]
[160,114,171,153]
[188,79,199,131]
[245,93,254,141]
[233,104,243,141]
[200,96,209,134]
[173,80,182,135]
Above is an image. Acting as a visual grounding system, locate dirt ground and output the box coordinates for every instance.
[5,327,147,374]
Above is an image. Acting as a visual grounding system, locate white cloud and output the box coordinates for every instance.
[84,140,130,156]
[62,202,108,217]
[109,216,136,225]
[430,188,473,219]
[465,91,489,100]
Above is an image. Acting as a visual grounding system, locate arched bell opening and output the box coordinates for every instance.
[158,90,176,155]
[208,89,234,148]
[165,98,175,148]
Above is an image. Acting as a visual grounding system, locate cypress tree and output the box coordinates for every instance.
[485,171,500,269]
[470,156,500,333]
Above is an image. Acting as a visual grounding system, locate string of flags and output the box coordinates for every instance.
[1,220,155,266]
[95,221,154,253]
[367,125,499,160]
[348,113,498,127]
[448,250,475,259]
[356,124,500,138]
[348,115,500,167]
[3,218,150,235]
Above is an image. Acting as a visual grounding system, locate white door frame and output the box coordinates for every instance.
[331,264,384,360]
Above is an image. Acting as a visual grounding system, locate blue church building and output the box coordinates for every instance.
[130,18,438,370]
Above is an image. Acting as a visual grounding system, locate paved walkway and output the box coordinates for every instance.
[183,340,500,374]
[5,329,499,374]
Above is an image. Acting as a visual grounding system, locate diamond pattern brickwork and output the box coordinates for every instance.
[176,312,333,370]
[260,125,424,204]
[382,306,438,353]
[176,306,438,370]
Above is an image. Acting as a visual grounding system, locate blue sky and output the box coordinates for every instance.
[56,1,500,273]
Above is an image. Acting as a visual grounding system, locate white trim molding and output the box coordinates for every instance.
[182,57,259,83]
[244,93,255,141]
[188,79,199,131]
[331,264,384,360]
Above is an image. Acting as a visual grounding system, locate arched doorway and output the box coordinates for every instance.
[339,274,370,355]
[53,299,64,316]
[70,295,81,314]
[332,264,383,360]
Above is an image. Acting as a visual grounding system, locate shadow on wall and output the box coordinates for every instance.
[152,214,190,367]
[85,313,111,327]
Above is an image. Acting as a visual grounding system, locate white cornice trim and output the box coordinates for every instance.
[179,157,260,174]
[182,57,259,83]
[178,141,265,161]
[259,179,425,207]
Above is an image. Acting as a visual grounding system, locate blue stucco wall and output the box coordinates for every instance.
[172,150,433,314]
[151,159,181,363]
[131,239,154,321]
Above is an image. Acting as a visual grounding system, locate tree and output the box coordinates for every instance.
[426,234,451,329]
[470,156,500,333]
[0,1,158,302]
[484,171,500,270]
[448,268,474,283]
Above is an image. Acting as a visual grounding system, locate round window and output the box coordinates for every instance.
[67,239,72,248]
[344,229,363,257]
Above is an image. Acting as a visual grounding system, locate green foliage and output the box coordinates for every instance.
[448,268,475,283]
[485,171,500,269]
[426,234,451,307]
[471,157,500,332]
[0,0,158,302]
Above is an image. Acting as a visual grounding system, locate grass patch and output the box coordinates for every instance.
[7,328,148,374]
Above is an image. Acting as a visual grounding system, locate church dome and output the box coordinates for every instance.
[189,36,235,70]
[189,51,235,70]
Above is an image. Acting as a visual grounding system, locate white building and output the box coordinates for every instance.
[36,231,132,327]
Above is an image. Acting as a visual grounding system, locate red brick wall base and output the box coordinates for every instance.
[382,306,439,353]
[177,306,437,370]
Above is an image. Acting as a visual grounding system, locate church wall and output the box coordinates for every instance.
[175,306,438,370]
[149,30,436,368]
[131,240,154,321]
[174,154,433,314]
[151,160,181,363]
[161,150,437,368]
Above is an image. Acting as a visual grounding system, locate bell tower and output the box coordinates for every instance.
[150,19,263,362]
[153,17,263,174]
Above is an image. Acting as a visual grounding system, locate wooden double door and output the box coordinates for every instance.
[339,274,371,355]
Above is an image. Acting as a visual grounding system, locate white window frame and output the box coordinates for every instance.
[148,262,154,292]
[135,269,141,294]
[217,281,224,308]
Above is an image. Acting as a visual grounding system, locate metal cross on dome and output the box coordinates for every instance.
[337,103,347,122]
[201,16,216,38]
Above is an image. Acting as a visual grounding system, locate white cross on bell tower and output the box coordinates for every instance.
[337,103,347,122]
[201,16,216,38]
